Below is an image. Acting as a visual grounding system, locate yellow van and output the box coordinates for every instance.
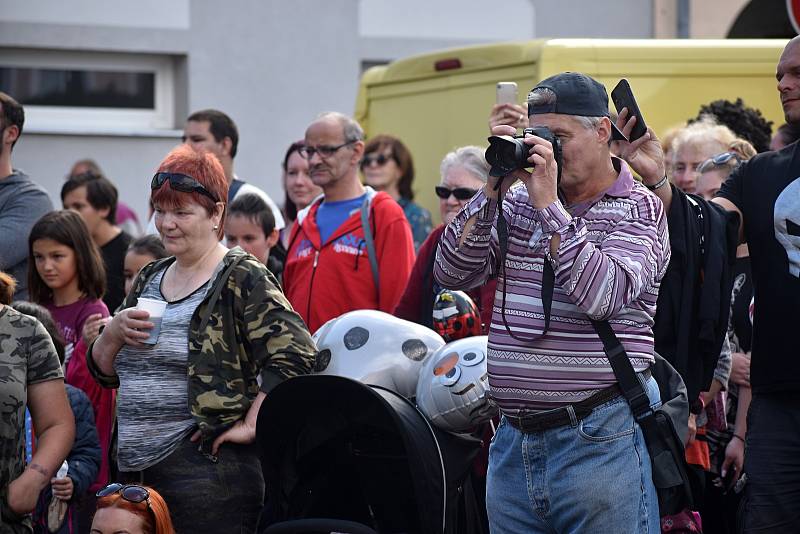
[355,38,787,223]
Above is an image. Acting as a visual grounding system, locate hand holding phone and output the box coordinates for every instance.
[496,82,518,105]
[490,82,527,132]
[611,79,647,141]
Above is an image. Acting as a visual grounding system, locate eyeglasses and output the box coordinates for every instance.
[697,152,742,174]
[96,483,151,507]
[299,141,355,160]
[151,172,219,203]
[435,186,479,200]
[360,153,393,169]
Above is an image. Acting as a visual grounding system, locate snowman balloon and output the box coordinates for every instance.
[416,335,497,433]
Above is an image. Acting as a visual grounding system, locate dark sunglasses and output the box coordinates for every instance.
[96,483,151,507]
[360,153,394,169]
[151,172,219,203]
[435,186,479,201]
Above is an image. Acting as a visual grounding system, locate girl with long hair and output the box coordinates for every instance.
[28,210,115,496]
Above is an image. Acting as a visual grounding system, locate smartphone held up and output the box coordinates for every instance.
[496,82,518,105]
[611,79,648,141]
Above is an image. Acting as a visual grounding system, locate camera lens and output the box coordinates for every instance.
[485,135,527,177]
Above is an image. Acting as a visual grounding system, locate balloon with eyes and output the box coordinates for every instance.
[312,309,445,399]
[432,289,482,342]
[416,335,497,433]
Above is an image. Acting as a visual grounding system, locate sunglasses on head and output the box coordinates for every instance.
[710,152,741,165]
[96,483,151,507]
[698,152,742,174]
[360,153,393,169]
[435,186,479,201]
[151,172,219,203]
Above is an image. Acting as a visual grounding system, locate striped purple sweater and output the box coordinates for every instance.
[434,161,670,414]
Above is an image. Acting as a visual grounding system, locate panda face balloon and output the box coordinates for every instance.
[416,335,497,432]
[312,310,445,399]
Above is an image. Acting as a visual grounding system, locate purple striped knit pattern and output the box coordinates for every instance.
[434,161,670,414]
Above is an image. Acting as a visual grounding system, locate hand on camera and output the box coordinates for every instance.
[489,125,558,209]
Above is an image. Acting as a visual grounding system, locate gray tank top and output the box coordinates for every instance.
[116,264,221,471]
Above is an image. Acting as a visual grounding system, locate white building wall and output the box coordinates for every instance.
[1,0,656,221]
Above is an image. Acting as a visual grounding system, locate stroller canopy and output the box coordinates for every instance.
[257,375,481,534]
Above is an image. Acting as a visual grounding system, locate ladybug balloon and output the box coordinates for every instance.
[431,289,482,342]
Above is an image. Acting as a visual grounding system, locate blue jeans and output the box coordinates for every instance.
[487,375,661,534]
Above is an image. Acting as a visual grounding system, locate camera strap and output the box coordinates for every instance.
[497,196,649,414]
[496,198,554,342]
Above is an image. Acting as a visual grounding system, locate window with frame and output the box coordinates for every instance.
[0,49,176,134]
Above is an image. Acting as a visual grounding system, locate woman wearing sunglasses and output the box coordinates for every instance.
[86,145,317,533]
[91,484,173,534]
[394,146,495,330]
[361,135,433,250]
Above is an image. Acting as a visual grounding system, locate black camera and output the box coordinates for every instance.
[485,126,563,183]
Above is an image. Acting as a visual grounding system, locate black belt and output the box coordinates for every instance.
[504,368,652,433]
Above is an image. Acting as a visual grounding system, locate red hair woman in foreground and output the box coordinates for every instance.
[91,484,174,534]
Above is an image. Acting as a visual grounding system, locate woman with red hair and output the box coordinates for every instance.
[91,484,174,534]
[86,145,317,532]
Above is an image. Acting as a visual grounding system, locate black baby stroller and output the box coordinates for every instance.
[257,375,488,534]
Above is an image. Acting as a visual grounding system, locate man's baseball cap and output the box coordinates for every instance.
[527,72,628,142]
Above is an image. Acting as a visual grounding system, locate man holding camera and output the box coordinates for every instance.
[435,73,670,532]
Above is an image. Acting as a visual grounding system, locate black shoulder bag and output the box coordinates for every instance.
[591,318,694,516]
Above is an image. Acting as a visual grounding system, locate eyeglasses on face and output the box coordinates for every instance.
[299,141,355,160]
[151,172,219,203]
[360,153,394,169]
[96,483,151,508]
[435,186,479,201]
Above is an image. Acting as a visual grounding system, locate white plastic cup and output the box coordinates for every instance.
[136,297,167,345]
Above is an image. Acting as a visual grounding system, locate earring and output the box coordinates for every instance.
[213,225,219,231]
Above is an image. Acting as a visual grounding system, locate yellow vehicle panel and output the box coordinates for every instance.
[356,39,786,224]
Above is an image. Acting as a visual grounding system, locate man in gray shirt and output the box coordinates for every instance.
[0,92,54,300]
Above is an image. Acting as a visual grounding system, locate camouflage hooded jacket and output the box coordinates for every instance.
[86,247,317,440]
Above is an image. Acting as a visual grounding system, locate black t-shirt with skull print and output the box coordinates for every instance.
[717,141,800,394]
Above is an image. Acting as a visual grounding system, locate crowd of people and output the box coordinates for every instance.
[1,35,799,534]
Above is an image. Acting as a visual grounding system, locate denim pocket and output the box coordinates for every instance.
[490,416,506,445]
[578,401,636,442]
